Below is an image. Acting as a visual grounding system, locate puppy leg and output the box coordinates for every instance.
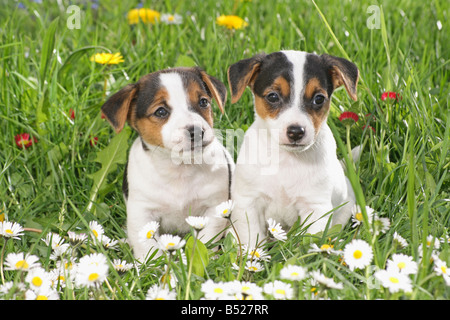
[126,200,161,262]
[230,197,266,248]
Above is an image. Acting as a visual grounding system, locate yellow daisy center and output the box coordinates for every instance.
[88,273,99,282]
[36,295,48,300]
[249,266,258,272]
[32,276,43,287]
[397,262,406,269]
[389,277,399,284]
[353,250,363,259]
[5,229,13,234]
[92,229,99,238]
[242,286,250,292]
[320,244,333,250]
[275,289,286,295]
[15,260,29,269]
[355,212,363,221]
[146,230,154,239]
[441,266,447,274]
[168,15,174,21]
[250,250,260,258]
[222,209,229,215]
[291,272,299,276]
[214,287,224,294]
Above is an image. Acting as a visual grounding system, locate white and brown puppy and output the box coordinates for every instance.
[228,50,359,247]
[101,67,234,261]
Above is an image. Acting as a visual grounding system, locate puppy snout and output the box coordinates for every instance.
[186,125,205,143]
[286,125,305,143]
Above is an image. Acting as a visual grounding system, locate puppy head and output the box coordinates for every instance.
[228,50,359,151]
[101,67,227,152]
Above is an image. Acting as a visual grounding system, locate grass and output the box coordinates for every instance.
[0,0,449,301]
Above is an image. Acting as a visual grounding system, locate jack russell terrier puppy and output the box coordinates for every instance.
[227,50,359,247]
[101,67,234,261]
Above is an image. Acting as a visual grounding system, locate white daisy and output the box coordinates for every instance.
[308,243,341,255]
[1,221,24,239]
[280,264,307,281]
[160,13,183,25]
[4,252,41,271]
[138,221,160,244]
[216,200,234,218]
[89,220,104,241]
[201,279,232,300]
[101,235,119,250]
[343,239,373,271]
[145,284,177,300]
[386,254,418,275]
[350,205,375,227]
[49,243,71,260]
[245,260,264,273]
[68,231,88,246]
[393,232,408,248]
[42,232,65,249]
[25,267,52,291]
[112,259,134,274]
[243,245,271,261]
[25,286,60,300]
[157,234,186,252]
[263,280,294,300]
[310,271,343,289]
[418,235,440,257]
[374,269,413,293]
[74,253,109,288]
[267,218,287,241]
[185,216,209,231]
[433,258,449,277]
[229,281,264,300]
[371,216,391,236]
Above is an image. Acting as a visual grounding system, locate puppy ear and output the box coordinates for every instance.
[101,84,138,133]
[199,70,227,114]
[227,54,265,103]
[322,54,359,101]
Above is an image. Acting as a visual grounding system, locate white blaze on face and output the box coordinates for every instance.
[273,51,315,150]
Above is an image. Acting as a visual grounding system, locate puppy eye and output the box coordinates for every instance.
[154,107,169,118]
[199,98,209,108]
[313,94,326,105]
[266,92,280,104]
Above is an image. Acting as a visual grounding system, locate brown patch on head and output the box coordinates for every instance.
[254,75,291,120]
[308,100,331,134]
[303,77,331,134]
[185,77,214,127]
[132,87,170,147]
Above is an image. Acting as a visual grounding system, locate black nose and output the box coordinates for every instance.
[186,126,204,142]
[286,125,305,142]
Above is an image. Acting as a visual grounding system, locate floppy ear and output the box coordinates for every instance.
[322,54,359,101]
[227,54,266,103]
[101,84,138,133]
[199,70,227,114]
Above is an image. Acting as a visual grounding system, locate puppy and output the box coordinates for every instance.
[227,50,359,247]
[101,67,234,261]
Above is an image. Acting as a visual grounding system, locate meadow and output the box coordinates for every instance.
[0,0,449,301]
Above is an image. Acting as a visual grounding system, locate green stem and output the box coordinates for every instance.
[0,238,8,285]
[184,232,198,300]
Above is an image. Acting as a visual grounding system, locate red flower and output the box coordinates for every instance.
[69,108,75,120]
[90,136,98,147]
[381,91,401,101]
[339,111,359,125]
[15,133,37,149]
[362,125,376,133]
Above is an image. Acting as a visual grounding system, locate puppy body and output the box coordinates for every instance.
[102,68,233,261]
[228,50,359,247]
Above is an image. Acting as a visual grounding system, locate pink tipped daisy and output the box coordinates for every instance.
[339,111,359,126]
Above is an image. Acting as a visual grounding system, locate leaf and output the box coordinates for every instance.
[185,236,209,278]
[87,127,131,213]
[39,17,59,89]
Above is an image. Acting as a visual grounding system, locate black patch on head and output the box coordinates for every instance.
[303,53,334,99]
[252,52,293,98]
[134,73,162,119]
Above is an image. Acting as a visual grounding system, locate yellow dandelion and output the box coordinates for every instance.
[216,15,248,30]
[90,52,124,65]
[127,8,160,25]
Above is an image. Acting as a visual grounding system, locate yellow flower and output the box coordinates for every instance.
[127,8,160,25]
[90,52,124,65]
[216,15,248,30]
